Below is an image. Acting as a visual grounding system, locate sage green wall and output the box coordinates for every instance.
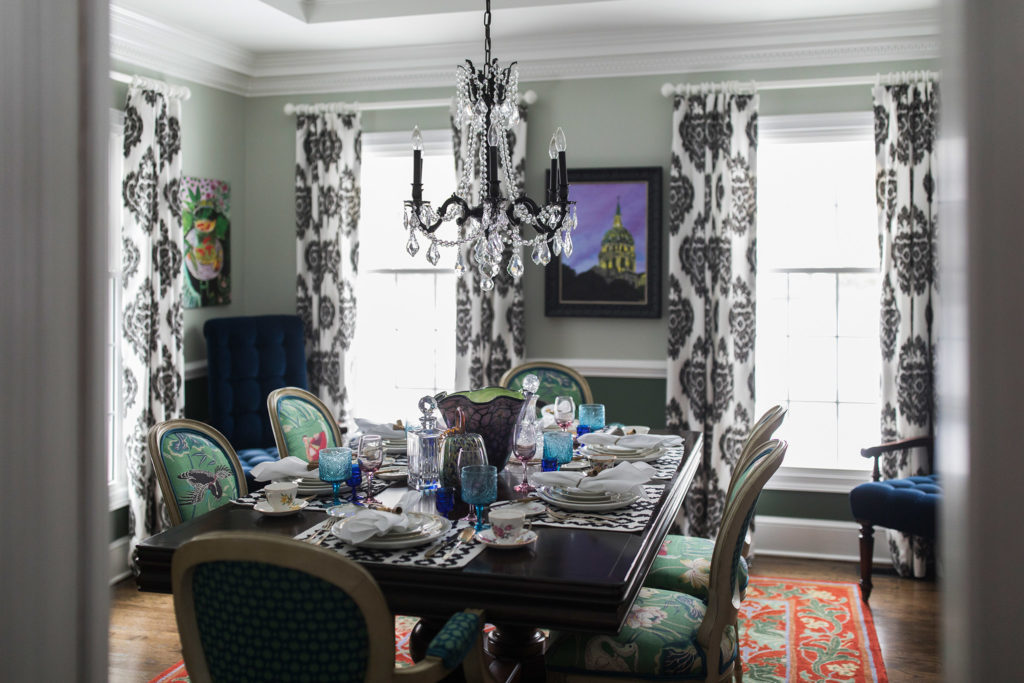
[111,61,248,363]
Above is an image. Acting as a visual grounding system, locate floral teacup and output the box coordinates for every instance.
[265,481,299,511]
[488,507,526,542]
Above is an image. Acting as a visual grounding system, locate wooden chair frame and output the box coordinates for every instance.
[266,386,346,462]
[854,435,934,601]
[549,441,787,683]
[499,361,594,404]
[147,419,249,527]
[172,531,489,683]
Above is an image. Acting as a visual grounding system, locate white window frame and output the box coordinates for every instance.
[107,108,128,510]
[758,111,879,493]
[349,129,457,419]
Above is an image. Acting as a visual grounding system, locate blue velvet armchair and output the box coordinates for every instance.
[849,435,939,601]
[204,315,308,489]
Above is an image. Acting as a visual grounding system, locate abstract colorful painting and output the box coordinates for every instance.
[544,167,662,318]
[181,177,231,308]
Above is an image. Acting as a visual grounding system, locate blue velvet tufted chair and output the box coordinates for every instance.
[849,436,938,601]
[172,532,489,683]
[204,315,308,489]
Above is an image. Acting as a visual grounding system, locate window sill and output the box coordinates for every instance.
[109,482,129,511]
[764,466,873,494]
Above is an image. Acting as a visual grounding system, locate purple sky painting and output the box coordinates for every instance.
[564,180,648,274]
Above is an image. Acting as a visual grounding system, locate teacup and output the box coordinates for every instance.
[265,481,299,511]
[588,454,618,474]
[489,507,527,542]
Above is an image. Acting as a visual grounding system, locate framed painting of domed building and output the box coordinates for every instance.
[544,166,662,318]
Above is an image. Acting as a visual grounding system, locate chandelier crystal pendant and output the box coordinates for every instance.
[404,0,576,292]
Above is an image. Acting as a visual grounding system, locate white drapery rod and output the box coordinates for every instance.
[110,70,191,100]
[661,71,941,97]
[283,90,538,115]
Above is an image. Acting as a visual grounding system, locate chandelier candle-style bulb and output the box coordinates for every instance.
[402,0,576,284]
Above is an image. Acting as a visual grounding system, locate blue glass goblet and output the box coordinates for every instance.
[318,447,352,506]
[543,431,574,471]
[460,465,497,533]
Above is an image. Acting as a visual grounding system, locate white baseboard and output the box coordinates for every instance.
[754,515,892,566]
[109,536,131,585]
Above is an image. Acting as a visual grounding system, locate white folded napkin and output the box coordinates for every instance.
[334,508,411,544]
[354,418,407,439]
[533,461,655,499]
[250,456,317,482]
[578,433,682,449]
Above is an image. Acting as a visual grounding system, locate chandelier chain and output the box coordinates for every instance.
[484,0,492,67]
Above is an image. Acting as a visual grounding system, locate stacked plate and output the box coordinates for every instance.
[580,443,665,463]
[383,438,407,455]
[537,485,638,511]
[295,476,349,497]
[331,511,451,549]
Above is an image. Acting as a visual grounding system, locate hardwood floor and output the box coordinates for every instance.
[109,556,940,681]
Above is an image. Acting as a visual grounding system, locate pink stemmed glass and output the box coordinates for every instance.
[512,420,538,493]
[357,434,384,505]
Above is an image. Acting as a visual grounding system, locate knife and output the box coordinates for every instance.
[441,527,475,561]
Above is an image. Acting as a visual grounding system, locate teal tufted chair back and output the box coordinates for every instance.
[173,533,401,683]
[500,361,593,406]
[192,561,369,682]
[148,420,248,526]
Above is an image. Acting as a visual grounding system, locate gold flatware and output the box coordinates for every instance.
[545,508,618,522]
[441,527,475,561]
[305,518,336,546]
[422,536,452,559]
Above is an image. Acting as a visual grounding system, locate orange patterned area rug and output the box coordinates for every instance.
[150,577,886,682]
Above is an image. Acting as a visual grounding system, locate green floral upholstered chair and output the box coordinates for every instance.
[545,440,787,683]
[267,387,345,465]
[500,361,593,407]
[644,406,787,600]
[147,419,249,526]
[172,532,488,683]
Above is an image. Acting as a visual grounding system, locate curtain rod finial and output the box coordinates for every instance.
[660,83,675,98]
[522,90,538,105]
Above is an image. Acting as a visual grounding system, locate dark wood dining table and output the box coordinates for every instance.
[134,430,701,678]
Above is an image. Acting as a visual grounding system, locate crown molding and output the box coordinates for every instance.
[110,7,939,98]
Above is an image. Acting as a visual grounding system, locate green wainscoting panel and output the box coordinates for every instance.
[184,376,209,422]
[585,376,667,429]
[756,490,852,521]
[110,505,129,541]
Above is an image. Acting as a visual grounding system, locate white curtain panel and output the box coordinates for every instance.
[295,112,361,424]
[666,91,759,538]
[121,84,185,550]
[452,103,527,390]
[874,81,939,578]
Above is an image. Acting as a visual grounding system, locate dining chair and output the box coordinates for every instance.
[545,440,787,682]
[172,531,489,683]
[500,360,594,406]
[147,419,249,526]
[644,406,787,600]
[267,387,345,464]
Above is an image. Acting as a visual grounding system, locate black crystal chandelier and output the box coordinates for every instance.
[404,0,577,291]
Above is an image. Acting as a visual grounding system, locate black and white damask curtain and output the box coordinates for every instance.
[121,79,186,550]
[451,103,527,389]
[295,111,361,424]
[874,79,939,578]
[666,88,759,538]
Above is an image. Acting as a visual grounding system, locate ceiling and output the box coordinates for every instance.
[114,0,937,54]
[109,0,941,96]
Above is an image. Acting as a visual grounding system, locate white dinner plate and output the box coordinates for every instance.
[376,467,408,482]
[538,487,638,512]
[581,446,665,463]
[333,512,451,549]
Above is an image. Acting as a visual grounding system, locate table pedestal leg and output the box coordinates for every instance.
[485,624,548,682]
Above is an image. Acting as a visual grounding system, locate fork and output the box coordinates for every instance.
[545,508,618,522]
[304,518,336,545]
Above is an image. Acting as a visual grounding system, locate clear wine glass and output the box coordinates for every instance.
[554,395,576,432]
[357,434,384,505]
[512,420,538,493]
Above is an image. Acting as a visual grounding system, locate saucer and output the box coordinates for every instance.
[477,528,537,549]
[376,467,408,482]
[489,501,546,516]
[254,499,309,516]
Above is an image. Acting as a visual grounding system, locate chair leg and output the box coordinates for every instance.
[857,521,874,602]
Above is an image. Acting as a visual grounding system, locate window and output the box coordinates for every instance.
[755,112,879,474]
[349,130,457,422]
[108,109,128,508]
